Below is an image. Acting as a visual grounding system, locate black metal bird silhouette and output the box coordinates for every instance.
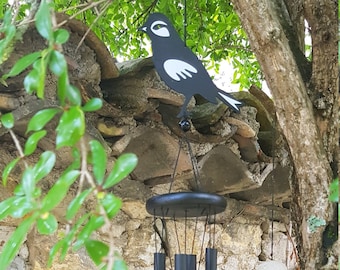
[139,13,242,118]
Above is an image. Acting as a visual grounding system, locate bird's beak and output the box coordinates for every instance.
[138,26,147,32]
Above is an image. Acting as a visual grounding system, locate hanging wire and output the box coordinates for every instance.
[208,206,212,248]
[198,213,209,270]
[168,138,184,193]
[173,216,181,254]
[184,135,202,190]
[191,214,199,254]
[270,117,277,260]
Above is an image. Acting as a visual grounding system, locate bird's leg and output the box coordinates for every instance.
[177,97,191,118]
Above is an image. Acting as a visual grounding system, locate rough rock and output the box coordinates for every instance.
[197,145,258,194]
[122,127,192,184]
[230,165,292,206]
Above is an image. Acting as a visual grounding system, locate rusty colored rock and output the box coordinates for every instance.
[226,117,256,138]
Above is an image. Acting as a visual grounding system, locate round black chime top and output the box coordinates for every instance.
[146,192,226,218]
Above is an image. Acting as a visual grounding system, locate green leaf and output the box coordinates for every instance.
[1,112,14,128]
[48,213,90,267]
[57,72,68,105]
[35,1,53,41]
[0,12,16,65]
[3,51,41,79]
[66,85,81,106]
[49,50,67,76]
[66,188,93,221]
[113,252,128,270]
[9,197,34,218]
[0,196,33,219]
[56,107,85,148]
[37,212,58,234]
[54,29,70,44]
[73,215,105,251]
[89,140,107,185]
[13,183,24,196]
[0,197,17,220]
[33,151,56,182]
[0,213,37,269]
[23,68,39,94]
[33,57,47,99]
[329,178,339,202]
[103,153,138,189]
[41,170,80,212]
[2,157,20,186]
[100,193,122,219]
[82,98,103,112]
[26,107,60,133]
[24,130,47,156]
[85,239,109,266]
[48,238,64,267]
[22,167,35,202]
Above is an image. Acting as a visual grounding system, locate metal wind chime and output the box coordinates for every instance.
[146,119,227,270]
[140,0,241,268]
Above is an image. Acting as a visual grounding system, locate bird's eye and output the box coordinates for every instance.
[153,24,164,30]
[150,20,170,37]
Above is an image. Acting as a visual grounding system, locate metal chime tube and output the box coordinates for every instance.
[175,254,187,270]
[175,254,197,270]
[186,254,196,270]
[205,248,217,270]
[154,253,166,270]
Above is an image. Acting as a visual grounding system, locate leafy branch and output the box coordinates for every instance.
[0,1,137,269]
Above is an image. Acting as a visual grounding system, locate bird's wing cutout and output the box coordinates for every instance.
[163,59,198,81]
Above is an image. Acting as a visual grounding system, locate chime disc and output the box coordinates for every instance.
[146,192,226,218]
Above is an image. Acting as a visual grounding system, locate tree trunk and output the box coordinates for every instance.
[230,0,338,269]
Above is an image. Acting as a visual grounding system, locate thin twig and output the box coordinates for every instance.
[75,0,111,52]
[284,222,300,268]
[9,130,29,168]
[56,0,110,28]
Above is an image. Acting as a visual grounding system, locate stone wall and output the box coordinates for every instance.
[0,14,298,270]
[4,203,297,270]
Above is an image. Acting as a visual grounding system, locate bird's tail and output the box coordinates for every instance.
[217,90,243,113]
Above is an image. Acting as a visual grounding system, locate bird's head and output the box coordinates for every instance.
[138,13,178,41]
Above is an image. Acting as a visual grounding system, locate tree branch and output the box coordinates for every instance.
[230,0,336,268]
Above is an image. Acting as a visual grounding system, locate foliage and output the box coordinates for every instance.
[51,0,262,90]
[0,2,137,269]
[2,0,265,90]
